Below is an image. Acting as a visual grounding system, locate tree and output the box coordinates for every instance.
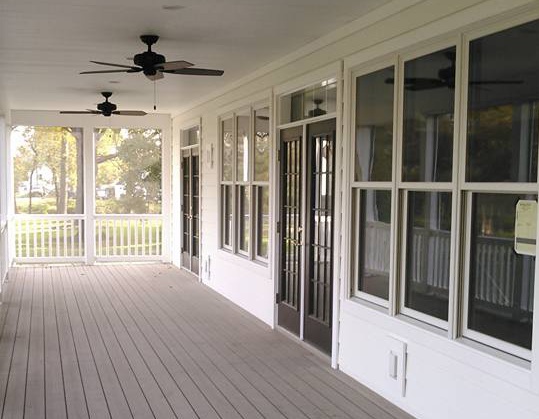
[13,126,83,214]
[95,128,162,214]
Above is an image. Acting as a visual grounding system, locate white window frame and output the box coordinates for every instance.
[218,102,271,263]
[456,15,539,361]
[349,57,399,310]
[345,14,539,360]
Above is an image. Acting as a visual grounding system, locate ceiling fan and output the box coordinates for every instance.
[80,35,224,81]
[386,51,523,91]
[60,92,147,117]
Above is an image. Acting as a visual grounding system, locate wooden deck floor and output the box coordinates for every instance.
[0,264,413,419]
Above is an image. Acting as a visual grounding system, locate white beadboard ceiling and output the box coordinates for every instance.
[0,0,389,115]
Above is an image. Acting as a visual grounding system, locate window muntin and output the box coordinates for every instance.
[354,67,394,182]
[402,47,455,182]
[12,126,84,215]
[466,20,539,183]
[467,193,535,350]
[219,105,270,261]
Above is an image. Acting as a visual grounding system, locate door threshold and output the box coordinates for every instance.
[275,325,331,364]
[179,266,202,282]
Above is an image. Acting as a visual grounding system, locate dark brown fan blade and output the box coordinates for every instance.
[80,69,132,74]
[59,111,98,114]
[157,60,194,71]
[90,61,138,70]
[145,72,164,81]
[470,80,523,85]
[163,67,224,76]
[386,77,447,90]
[112,110,147,116]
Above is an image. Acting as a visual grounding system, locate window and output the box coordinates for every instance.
[399,46,456,325]
[350,18,539,359]
[280,79,337,124]
[351,65,395,303]
[462,19,539,356]
[94,128,162,214]
[220,105,271,261]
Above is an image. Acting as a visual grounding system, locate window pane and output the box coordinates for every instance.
[222,185,232,247]
[182,155,190,253]
[236,114,250,182]
[238,186,250,252]
[280,79,337,124]
[467,20,539,182]
[182,126,199,147]
[12,126,84,214]
[402,47,455,182]
[222,118,233,181]
[354,189,391,300]
[355,67,394,181]
[254,108,270,182]
[95,128,162,214]
[256,186,270,259]
[468,193,535,349]
[404,191,451,320]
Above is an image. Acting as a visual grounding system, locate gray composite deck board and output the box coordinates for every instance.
[0,264,414,419]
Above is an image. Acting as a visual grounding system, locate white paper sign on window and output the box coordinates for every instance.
[514,200,537,256]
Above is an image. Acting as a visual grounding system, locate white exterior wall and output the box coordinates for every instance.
[175,1,539,417]
[0,115,9,285]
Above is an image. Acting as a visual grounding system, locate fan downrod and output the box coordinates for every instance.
[140,35,159,50]
[101,91,113,100]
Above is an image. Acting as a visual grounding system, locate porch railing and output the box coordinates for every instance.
[13,213,163,262]
[94,214,162,260]
[13,214,85,262]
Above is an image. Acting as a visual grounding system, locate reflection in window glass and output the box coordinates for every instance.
[254,108,270,182]
[404,191,451,320]
[12,126,84,215]
[182,126,199,147]
[467,19,539,182]
[236,114,250,182]
[402,47,455,182]
[222,118,233,181]
[468,193,535,349]
[280,79,337,124]
[221,185,232,247]
[355,189,391,300]
[355,67,394,181]
[95,128,162,214]
[238,186,250,252]
[256,186,270,259]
